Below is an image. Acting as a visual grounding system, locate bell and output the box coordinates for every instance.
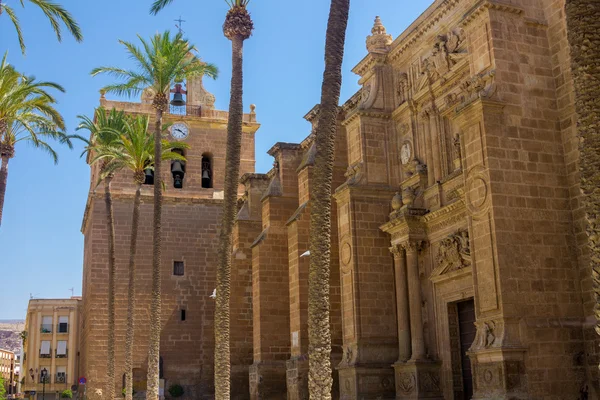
[144,168,154,185]
[202,170,210,179]
[170,92,186,107]
[171,161,185,189]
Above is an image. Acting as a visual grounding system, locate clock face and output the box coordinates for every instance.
[170,123,189,140]
[400,142,412,165]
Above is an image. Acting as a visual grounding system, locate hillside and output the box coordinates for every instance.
[0,320,24,355]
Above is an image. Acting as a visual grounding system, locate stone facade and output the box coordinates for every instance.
[80,77,259,399]
[80,0,599,399]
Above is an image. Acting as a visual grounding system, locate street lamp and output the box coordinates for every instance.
[40,368,47,400]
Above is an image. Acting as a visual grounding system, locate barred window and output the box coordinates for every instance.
[173,261,184,276]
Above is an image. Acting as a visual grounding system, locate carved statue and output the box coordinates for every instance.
[345,161,365,185]
[396,72,409,105]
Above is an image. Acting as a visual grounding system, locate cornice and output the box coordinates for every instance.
[388,0,461,63]
[333,182,396,202]
[267,142,302,157]
[342,109,392,127]
[352,52,388,78]
[459,0,524,28]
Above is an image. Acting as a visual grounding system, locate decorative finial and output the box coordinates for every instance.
[250,104,256,113]
[366,16,393,53]
[99,89,106,99]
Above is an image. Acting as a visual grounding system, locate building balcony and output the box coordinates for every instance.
[55,374,67,384]
[39,324,52,334]
[39,350,52,359]
[39,376,50,384]
[55,350,68,359]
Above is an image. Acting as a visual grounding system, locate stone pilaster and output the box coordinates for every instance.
[390,245,411,362]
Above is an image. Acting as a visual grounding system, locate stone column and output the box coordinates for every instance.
[429,109,442,183]
[390,245,411,362]
[422,113,435,187]
[404,241,426,361]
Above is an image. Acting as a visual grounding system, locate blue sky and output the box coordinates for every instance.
[0,0,432,319]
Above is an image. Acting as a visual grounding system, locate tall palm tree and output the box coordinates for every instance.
[308,0,349,398]
[149,3,253,398]
[75,107,128,400]
[565,0,600,349]
[0,51,71,227]
[0,0,83,54]
[88,114,189,400]
[91,31,217,400]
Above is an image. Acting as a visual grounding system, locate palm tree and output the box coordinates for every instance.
[91,114,189,400]
[75,107,128,400]
[149,3,253,398]
[0,0,83,54]
[307,0,350,398]
[565,0,600,349]
[0,51,71,227]
[91,31,217,400]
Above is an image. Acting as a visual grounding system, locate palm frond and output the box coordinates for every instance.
[27,0,83,42]
[149,0,176,15]
[2,5,26,54]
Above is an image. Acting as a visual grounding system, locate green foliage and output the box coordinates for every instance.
[91,31,218,101]
[168,384,184,398]
[0,51,73,162]
[0,0,83,55]
[61,389,73,399]
[0,375,6,400]
[20,330,28,344]
[122,387,136,397]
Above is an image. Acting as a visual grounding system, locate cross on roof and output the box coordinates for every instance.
[175,16,186,34]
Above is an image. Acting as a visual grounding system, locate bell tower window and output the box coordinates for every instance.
[143,168,154,185]
[171,149,186,189]
[201,153,213,188]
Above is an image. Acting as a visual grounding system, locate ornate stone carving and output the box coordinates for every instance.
[391,193,403,211]
[389,244,402,259]
[419,370,441,393]
[436,229,471,274]
[457,69,497,111]
[396,72,410,105]
[397,372,416,394]
[361,83,372,106]
[422,28,466,81]
[470,319,505,350]
[397,122,409,136]
[401,240,424,254]
[453,133,462,170]
[366,16,393,53]
[345,161,365,185]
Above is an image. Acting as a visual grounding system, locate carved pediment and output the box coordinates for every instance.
[431,229,471,277]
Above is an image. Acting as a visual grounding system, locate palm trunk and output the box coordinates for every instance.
[146,102,165,400]
[308,0,349,398]
[125,184,142,400]
[0,156,9,228]
[565,0,600,349]
[214,33,245,400]
[104,175,117,400]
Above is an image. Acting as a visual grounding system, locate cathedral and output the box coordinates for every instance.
[80,0,599,399]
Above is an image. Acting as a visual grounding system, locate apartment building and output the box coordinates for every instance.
[21,298,81,400]
[0,349,15,396]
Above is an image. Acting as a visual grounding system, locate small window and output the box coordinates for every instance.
[58,316,68,333]
[173,261,184,276]
[181,309,186,321]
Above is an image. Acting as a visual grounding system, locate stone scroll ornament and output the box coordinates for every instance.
[436,229,471,274]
